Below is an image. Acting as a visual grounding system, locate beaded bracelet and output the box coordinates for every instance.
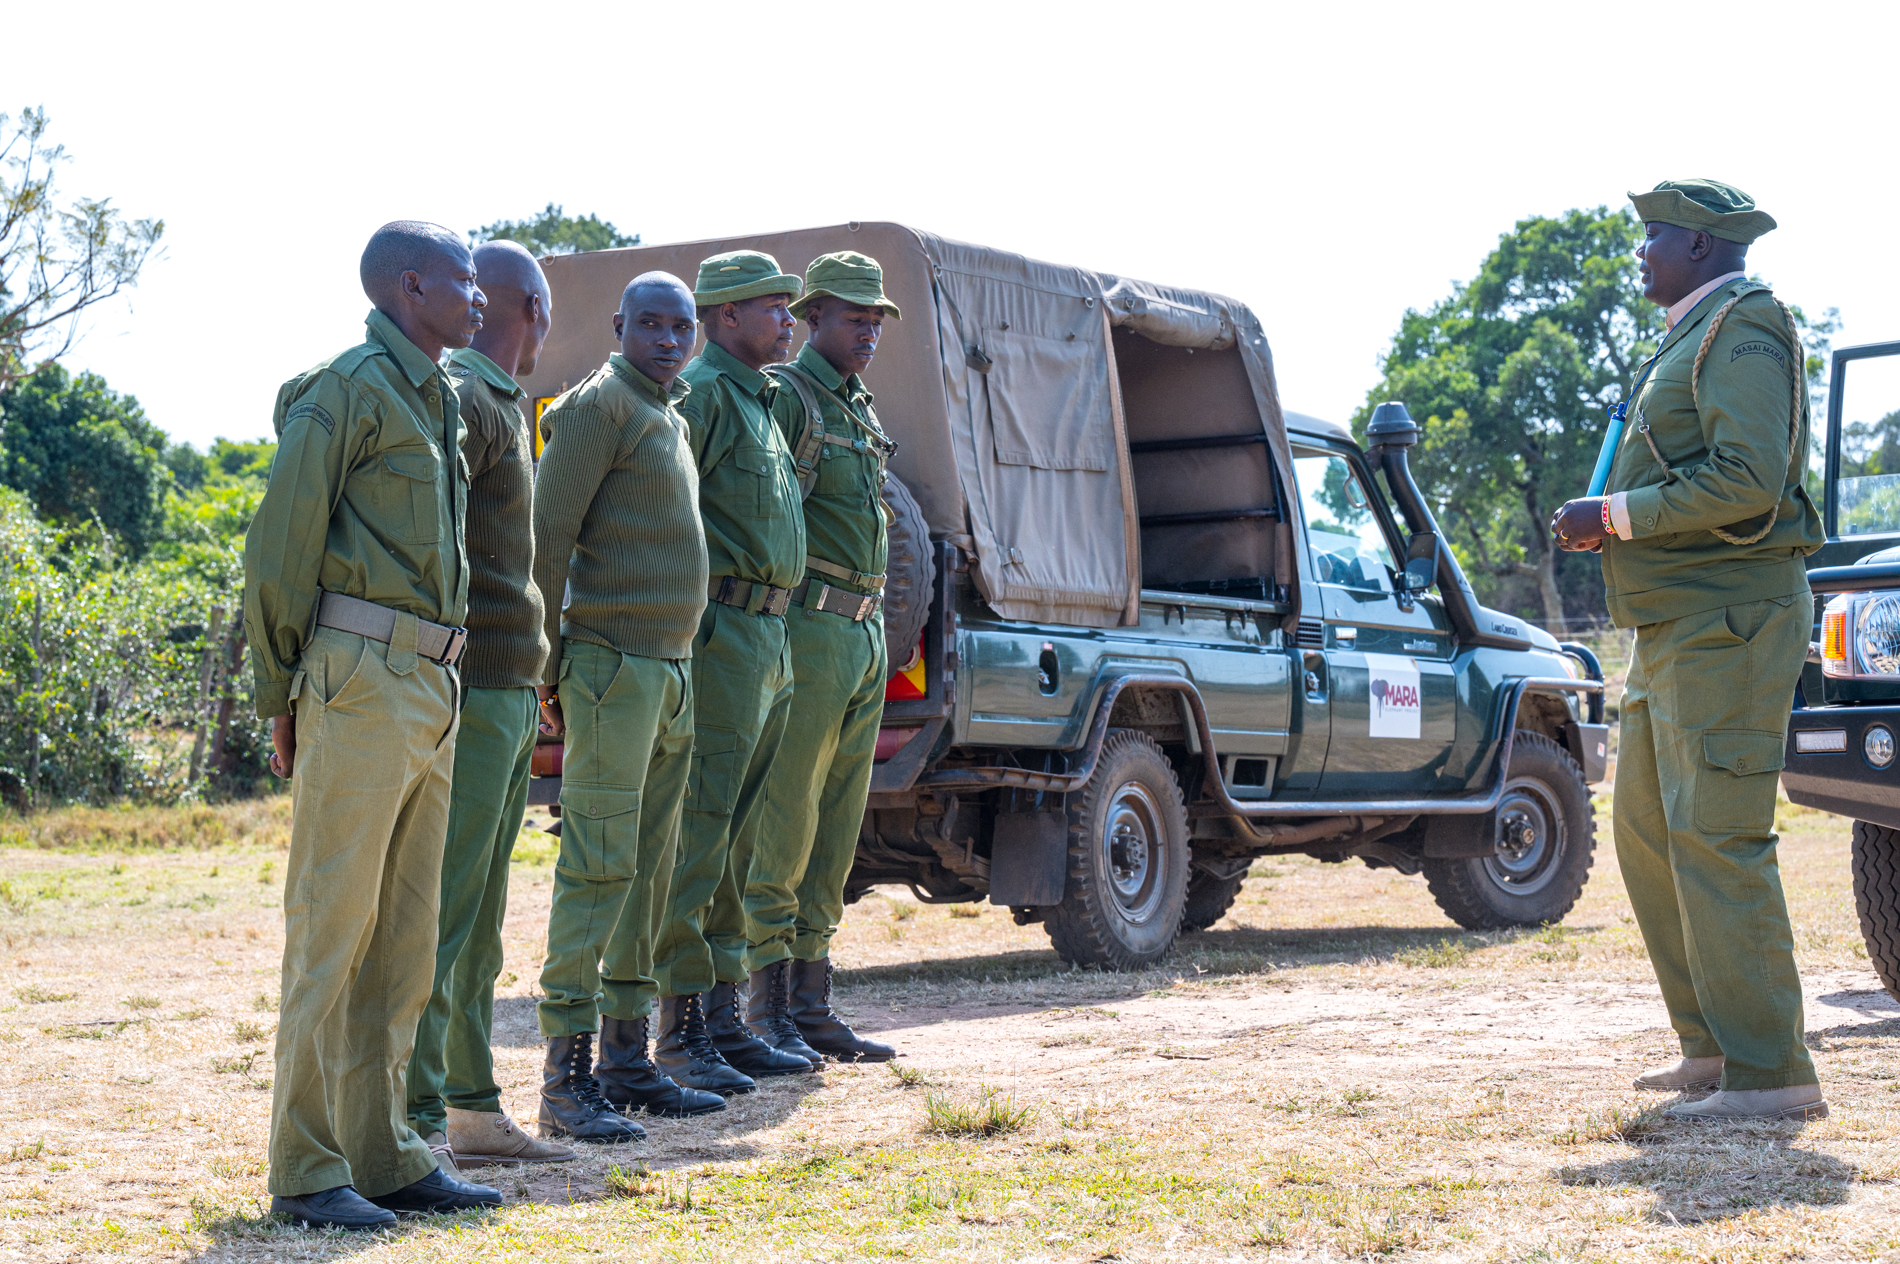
[1600,497,1613,537]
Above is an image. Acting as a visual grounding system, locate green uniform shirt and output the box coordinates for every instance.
[532,354,708,683]
[446,347,549,690]
[678,341,805,589]
[768,343,889,592]
[1599,279,1824,627]
[243,309,469,720]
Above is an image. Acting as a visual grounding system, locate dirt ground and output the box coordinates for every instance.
[1,792,1897,1262]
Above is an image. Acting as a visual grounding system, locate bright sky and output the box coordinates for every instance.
[12,0,1899,452]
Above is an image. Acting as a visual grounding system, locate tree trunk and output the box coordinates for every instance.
[1522,489,1567,632]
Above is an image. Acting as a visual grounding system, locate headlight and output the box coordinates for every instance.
[1823,591,1900,679]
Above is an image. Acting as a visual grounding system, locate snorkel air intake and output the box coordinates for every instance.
[1363,402,1533,651]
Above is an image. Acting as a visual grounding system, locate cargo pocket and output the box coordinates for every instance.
[1694,729,1786,835]
[686,729,742,816]
[557,785,641,880]
[382,447,443,544]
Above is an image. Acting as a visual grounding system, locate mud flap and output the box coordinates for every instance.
[988,811,1068,905]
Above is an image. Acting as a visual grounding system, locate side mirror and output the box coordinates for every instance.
[1401,556,1436,593]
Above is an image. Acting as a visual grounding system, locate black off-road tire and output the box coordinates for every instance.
[1421,731,1595,930]
[1181,867,1247,933]
[880,474,934,675]
[1851,820,1900,1003]
[1045,729,1190,970]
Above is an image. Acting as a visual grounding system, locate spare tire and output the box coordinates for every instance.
[880,473,934,675]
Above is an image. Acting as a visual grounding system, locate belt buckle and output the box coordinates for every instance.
[440,627,468,666]
[765,587,790,617]
[854,595,874,622]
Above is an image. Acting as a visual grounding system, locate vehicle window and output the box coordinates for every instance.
[1837,354,1900,536]
[1293,450,1397,591]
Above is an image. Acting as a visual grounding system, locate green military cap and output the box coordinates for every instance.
[1628,178,1777,244]
[692,250,803,307]
[790,251,902,320]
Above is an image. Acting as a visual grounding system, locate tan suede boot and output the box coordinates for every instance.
[447,1108,578,1166]
[423,1131,458,1177]
[1633,1056,1724,1091]
[1665,1084,1828,1122]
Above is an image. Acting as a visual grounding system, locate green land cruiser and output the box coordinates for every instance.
[520,223,1605,970]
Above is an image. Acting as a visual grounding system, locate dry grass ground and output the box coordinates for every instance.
[0,790,1896,1262]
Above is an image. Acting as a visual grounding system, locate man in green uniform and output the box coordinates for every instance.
[745,252,900,1062]
[246,221,502,1228]
[1552,180,1826,1121]
[649,251,819,1092]
[533,272,721,1141]
[406,240,574,1171]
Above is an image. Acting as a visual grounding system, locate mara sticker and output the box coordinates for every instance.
[1365,653,1422,739]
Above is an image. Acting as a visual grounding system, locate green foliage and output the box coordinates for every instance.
[471,203,639,257]
[0,362,171,558]
[0,107,164,387]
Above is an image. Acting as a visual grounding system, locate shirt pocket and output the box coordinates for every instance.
[380,446,443,544]
[731,444,777,519]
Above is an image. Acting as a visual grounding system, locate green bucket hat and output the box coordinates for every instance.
[1628,178,1777,244]
[692,249,803,307]
[789,251,901,320]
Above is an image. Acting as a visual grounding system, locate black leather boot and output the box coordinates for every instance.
[746,960,824,1065]
[596,1013,727,1118]
[789,956,896,1061]
[654,994,757,1096]
[707,979,815,1075]
[538,1032,646,1143]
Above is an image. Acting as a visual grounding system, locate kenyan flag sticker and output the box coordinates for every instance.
[1364,653,1422,740]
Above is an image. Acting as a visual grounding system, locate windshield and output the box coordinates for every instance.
[1836,352,1900,536]
[1292,449,1397,591]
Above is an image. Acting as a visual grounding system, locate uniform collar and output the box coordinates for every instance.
[700,340,770,397]
[365,309,444,389]
[1665,270,1748,331]
[794,342,866,398]
[448,347,522,398]
[608,353,690,407]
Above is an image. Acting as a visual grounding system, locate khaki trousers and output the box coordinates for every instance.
[268,625,458,1198]
[537,639,693,1036]
[747,603,885,968]
[652,603,793,996]
[406,685,536,1137]
[1615,594,1818,1090]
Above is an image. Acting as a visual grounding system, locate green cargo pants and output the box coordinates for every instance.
[268,625,458,1198]
[538,639,693,1037]
[747,601,886,969]
[652,602,793,996]
[1615,593,1818,1091]
[406,684,536,1137]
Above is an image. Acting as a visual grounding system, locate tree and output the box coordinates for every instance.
[0,361,169,558]
[471,203,639,257]
[1357,207,1833,630]
[0,107,164,389]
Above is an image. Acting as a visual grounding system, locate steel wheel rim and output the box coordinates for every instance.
[1482,776,1565,896]
[1101,780,1166,923]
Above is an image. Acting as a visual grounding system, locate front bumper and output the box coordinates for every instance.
[1783,704,1900,828]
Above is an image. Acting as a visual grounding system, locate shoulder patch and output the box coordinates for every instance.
[1730,341,1788,367]
[285,401,336,434]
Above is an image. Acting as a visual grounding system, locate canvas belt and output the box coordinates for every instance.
[792,578,882,622]
[805,556,885,592]
[316,591,467,667]
[708,576,792,617]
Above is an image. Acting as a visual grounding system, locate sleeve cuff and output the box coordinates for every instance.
[255,681,292,720]
[1609,492,1633,539]
[1619,487,1664,539]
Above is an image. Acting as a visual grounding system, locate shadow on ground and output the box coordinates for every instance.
[1559,1129,1855,1223]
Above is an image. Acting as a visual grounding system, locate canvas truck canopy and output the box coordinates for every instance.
[517,222,1299,629]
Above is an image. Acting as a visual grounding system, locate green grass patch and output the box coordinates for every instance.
[922,1086,1034,1137]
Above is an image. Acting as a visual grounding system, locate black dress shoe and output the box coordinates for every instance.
[789,956,896,1061]
[539,1032,648,1143]
[597,1013,727,1118]
[270,1184,397,1230]
[707,980,815,1077]
[654,994,757,1095]
[746,961,825,1065]
[367,1167,503,1215]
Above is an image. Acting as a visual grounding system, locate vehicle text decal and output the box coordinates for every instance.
[1364,653,1422,739]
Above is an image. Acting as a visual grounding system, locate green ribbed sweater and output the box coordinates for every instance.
[532,355,708,683]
